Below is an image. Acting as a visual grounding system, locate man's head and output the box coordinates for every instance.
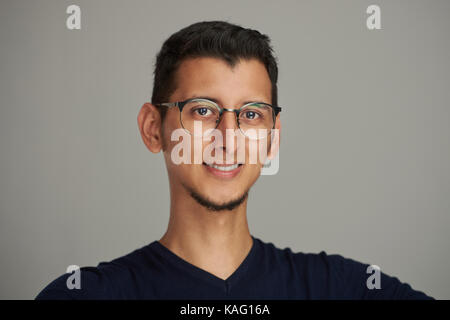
[138,21,280,212]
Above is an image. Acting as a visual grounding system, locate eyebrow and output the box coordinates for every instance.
[187,95,271,106]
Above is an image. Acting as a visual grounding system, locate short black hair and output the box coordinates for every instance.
[151,21,278,120]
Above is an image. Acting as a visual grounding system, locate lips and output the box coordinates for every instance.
[203,162,243,178]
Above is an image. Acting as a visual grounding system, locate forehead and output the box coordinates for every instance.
[171,57,272,103]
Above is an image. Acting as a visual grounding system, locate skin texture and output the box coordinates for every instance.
[138,57,281,280]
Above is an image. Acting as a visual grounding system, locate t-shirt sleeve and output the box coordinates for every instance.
[319,252,434,300]
[35,267,113,300]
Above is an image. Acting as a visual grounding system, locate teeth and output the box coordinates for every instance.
[206,163,240,171]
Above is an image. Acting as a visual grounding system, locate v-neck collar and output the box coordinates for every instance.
[151,235,259,294]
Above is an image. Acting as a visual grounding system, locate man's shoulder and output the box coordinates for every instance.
[257,236,392,274]
[35,241,160,300]
[255,236,336,265]
[255,237,433,299]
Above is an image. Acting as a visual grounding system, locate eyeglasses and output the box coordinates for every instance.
[156,98,281,138]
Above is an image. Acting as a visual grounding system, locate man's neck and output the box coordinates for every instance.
[159,188,253,280]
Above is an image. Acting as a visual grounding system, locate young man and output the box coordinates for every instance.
[36,21,433,299]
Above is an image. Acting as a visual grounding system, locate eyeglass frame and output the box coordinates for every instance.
[155,97,282,135]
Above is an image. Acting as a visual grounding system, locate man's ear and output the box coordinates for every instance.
[267,113,281,160]
[137,103,164,153]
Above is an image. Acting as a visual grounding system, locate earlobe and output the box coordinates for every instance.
[137,103,163,153]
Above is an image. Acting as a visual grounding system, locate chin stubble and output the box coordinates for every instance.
[182,182,249,212]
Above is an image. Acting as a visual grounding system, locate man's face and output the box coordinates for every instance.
[161,57,277,210]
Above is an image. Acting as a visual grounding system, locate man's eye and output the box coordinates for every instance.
[194,107,212,116]
[243,110,260,120]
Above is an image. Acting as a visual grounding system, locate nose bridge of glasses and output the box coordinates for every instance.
[216,107,240,128]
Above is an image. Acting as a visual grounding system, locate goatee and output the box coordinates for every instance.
[182,183,249,212]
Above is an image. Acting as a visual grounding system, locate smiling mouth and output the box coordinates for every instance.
[203,162,243,172]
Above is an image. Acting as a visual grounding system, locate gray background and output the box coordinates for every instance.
[0,0,449,299]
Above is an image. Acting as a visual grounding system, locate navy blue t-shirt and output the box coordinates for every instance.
[35,236,433,299]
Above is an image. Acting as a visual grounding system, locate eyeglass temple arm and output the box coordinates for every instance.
[157,102,178,108]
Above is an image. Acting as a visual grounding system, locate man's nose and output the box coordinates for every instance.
[215,110,239,154]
